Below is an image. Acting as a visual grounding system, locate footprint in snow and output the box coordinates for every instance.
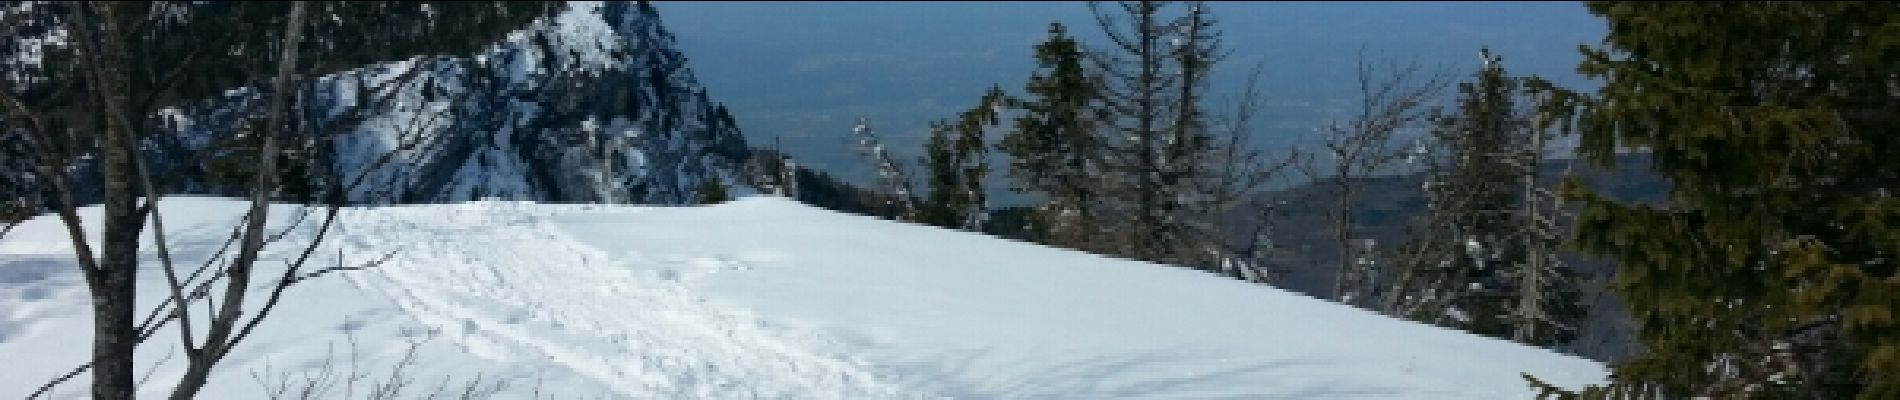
[19,286,50,300]
[398,324,437,338]
[0,257,67,285]
[335,318,365,333]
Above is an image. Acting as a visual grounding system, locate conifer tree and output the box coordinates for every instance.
[1388,49,1582,347]
[921,87,1005,230]
[1088,0,1225,265]
[742,137,797,198]
[851,117,918,220]
[1531,2,1900,398]
[694,175,729,204]
[920,122,960,227]
[979,1,1293,273]
[999,22,1105,251]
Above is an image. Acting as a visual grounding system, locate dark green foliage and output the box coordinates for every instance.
[276,152,321,203]
[198,124,263,194]
[920,86,1006,230]
[1542,2,1900,398]
[1086,1,1228,265]
[1391,50,1585,347]
[1,1,560,210]
[742,149,912,220]
[694,175,729,204]
[2,1,558,124]
[977,2,1265,273]
[1522,372,1581,400]
[982,205,1045,242]
[0,3,562,398]
[798,167,913,220]
[998,22,1106,252]
[192,122,325,204]
[739,148,796,197]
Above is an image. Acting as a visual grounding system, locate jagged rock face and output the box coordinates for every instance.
[159,1,749,205]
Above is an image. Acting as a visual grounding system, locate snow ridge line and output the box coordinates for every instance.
[717,195,1603,363]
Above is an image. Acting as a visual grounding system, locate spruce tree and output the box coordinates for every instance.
[1415,50,1526,337]
[851,118,918,220]
[999,22,1104,251]
[694,175,730,204]
[1536,2,1900,398]
[1088,0,1225,265]
[1161,2,1222,260]
[1390,49,1582,347]
[921,121,961,227]
[921,87,1005,230]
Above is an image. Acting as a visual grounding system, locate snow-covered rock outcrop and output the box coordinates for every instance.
[154,1,749,204]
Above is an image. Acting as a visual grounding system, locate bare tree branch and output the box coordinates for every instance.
[169,4,306,397]
[1301,51,1448,305]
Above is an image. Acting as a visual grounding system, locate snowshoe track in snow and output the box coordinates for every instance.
[1,197,1604,398]
[335,202,923,399]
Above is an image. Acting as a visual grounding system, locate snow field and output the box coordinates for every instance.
[0,196,1604,399]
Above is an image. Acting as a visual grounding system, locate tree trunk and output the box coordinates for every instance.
[75,3,146,398]
[1331,178,1355,303]
[168,3,305,398]
[87,261,139,400]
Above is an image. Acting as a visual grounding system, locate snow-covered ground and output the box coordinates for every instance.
[1,196,1604,399]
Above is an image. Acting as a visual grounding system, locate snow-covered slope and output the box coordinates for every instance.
[0,197,1605,399]
[148,1,749,205]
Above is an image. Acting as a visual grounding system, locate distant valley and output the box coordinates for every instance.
[655,1,1605,190]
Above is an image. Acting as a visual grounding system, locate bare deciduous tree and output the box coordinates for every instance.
[250,333,531,400]
[1296,52,1448,306]
[1193,62,1304,284]
[2,2,553,398]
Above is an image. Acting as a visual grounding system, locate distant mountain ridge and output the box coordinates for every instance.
[1231,153,1667,362]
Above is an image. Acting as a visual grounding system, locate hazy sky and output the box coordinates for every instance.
[653,1,1606,186]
